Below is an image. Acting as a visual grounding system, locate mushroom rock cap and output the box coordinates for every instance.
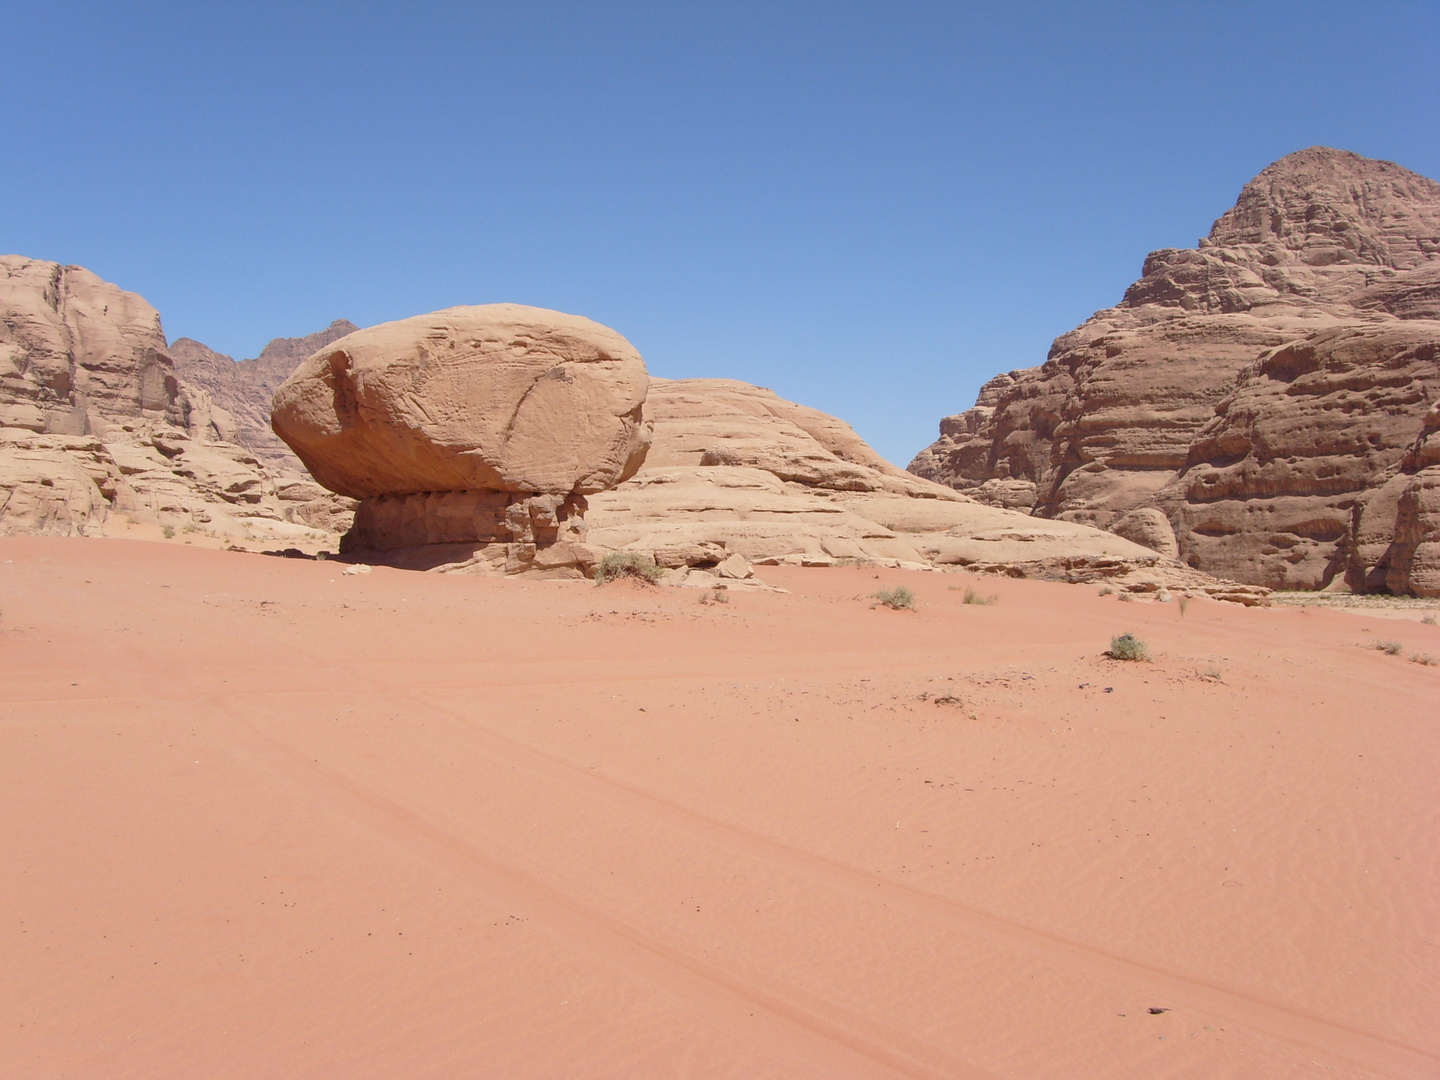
[271,304,651,499]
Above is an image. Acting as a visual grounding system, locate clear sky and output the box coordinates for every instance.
[6,1,1437,465]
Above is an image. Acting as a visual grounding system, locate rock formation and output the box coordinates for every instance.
[170,319,359,470]
[1,255,352,545]
[271,304,652,576]
[585,378,1267,601]
[910,148,1440,595]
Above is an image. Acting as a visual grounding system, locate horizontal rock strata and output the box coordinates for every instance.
[587,378,1262,599]
[1,256,354,546]
[910,148,1440,594]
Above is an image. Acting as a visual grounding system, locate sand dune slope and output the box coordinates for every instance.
[1,539,1436,1079]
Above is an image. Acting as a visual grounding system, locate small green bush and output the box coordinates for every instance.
[593,551,666,585]
[1372,639,1403,656]
[963,586,997,605]
[1109,633,1149,661]
[161,525,176,539]
[873,585,916,611]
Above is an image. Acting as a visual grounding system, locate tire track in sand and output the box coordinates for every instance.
[213,697,994,1080]
[14,667,1435,1078]
[395,687,1438,1080]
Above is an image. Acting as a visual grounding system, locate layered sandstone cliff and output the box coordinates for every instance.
[909,148,1440,594]
[0,256,351,544]
[585,378,1264,600]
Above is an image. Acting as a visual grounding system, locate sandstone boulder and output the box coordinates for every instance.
[910,148,1440,593]
[271,304,651,499]
[269,304,652,577]
[1108,508,1179,558]
[0,438,110,536]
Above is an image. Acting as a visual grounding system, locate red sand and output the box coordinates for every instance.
[2,537,1436,1079]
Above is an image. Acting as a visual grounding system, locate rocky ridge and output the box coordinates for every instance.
[909,148,1440,595]
[0,255,352,545]
[584,378,1266,601]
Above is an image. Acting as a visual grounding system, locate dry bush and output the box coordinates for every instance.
[1372,639,1403,656]
[1109,633,1149,661]
[873,586,916,611]
[594,551,666,585]
[963,586,997,605]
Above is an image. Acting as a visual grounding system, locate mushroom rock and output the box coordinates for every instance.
[271,304,652,576]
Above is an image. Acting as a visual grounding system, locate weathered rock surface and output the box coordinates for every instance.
[1,256,353,546]
[1,256,184,433]
[271,304,651,577]
[910,148,1440,594]
[170,320,358,470]
[587,379,1261,599]
[272,304,651,499]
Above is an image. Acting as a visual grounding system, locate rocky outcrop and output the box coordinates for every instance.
[910,148,1440,594]
[170,320,358,470]
[1,256,185,434]
[1,256,353,546]
[272,304,652,576]
[586,379,1265,600]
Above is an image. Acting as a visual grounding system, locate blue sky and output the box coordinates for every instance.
[6,2,1437,464]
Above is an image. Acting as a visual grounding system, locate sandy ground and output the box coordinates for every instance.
[1,537,1436,1080]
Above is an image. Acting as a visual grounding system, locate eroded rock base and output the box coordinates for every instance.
[339,490,595,578]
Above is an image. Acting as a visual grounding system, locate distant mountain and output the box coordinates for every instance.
[170,319,360,470]
[909,148,1440,596]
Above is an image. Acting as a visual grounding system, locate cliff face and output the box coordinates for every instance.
[909,148,1440,594]
[1,256,353,544]
[1,256,184,435]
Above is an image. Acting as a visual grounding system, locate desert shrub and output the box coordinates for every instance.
[1109,633,1149,661]
[1117,591,1134,602]
[161,525,176,539]
[1411,652,1437,666]
[1372,639,1403,656]
[873,585,916,611]
[963,586,997,605]
[711,588,729,604]
[1422,614,1437,626]
[1176,595,1190,617]
[594,551,666,585]
[1098,585,1114,596]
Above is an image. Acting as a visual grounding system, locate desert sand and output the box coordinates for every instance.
[2,537,1436,1079]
